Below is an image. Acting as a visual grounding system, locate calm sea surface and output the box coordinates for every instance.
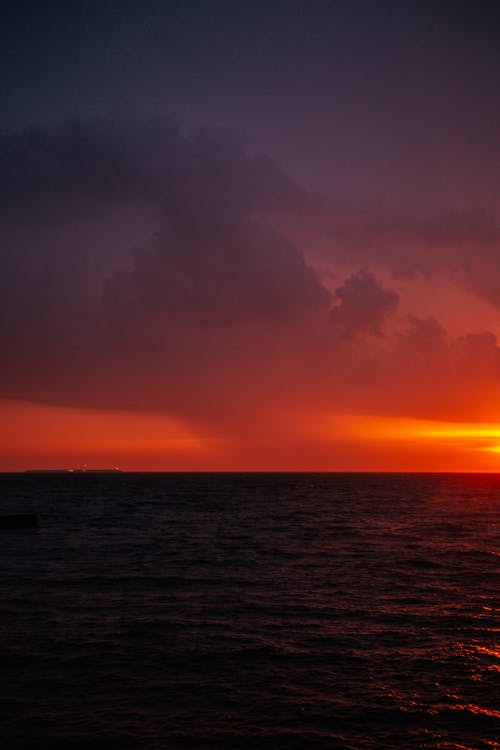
[0,472,499,749]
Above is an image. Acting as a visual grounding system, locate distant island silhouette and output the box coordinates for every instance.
[25,468,123,474]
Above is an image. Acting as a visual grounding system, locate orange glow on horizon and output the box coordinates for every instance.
[3,400,500,472]
[333,414,500,445]
[288,412,500,472]
[0,400,222,471]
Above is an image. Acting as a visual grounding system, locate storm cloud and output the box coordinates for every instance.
[330,270,399,339]
[2,116,500,430]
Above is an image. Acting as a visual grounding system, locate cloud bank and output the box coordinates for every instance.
[2,117,500,440]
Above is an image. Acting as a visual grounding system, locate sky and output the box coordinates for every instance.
[1,0,500,471]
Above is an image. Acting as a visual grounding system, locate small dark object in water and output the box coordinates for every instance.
[0,513,39,530]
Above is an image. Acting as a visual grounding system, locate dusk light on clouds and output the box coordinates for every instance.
[1,0,499,471]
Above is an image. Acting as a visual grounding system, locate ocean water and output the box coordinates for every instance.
[0,472,499,749]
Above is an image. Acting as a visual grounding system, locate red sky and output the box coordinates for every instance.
[1,3,499,471]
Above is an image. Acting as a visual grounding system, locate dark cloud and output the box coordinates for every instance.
[2,116,500,430]
[0,117,330,419]
[298,208,500,307]
[395,315,448,358]
[104,223,328,330]
[392,316,500,384]
[454,330,500,378]
[0,118,316,229]
[0,119,164,226]
[329,270,399,339]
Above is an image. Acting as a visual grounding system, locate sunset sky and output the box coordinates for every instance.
[1,0,500,471]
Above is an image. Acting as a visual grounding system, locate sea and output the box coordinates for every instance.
[0,472,499,749]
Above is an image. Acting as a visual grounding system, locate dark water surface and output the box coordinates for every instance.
[1,472,499,749]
